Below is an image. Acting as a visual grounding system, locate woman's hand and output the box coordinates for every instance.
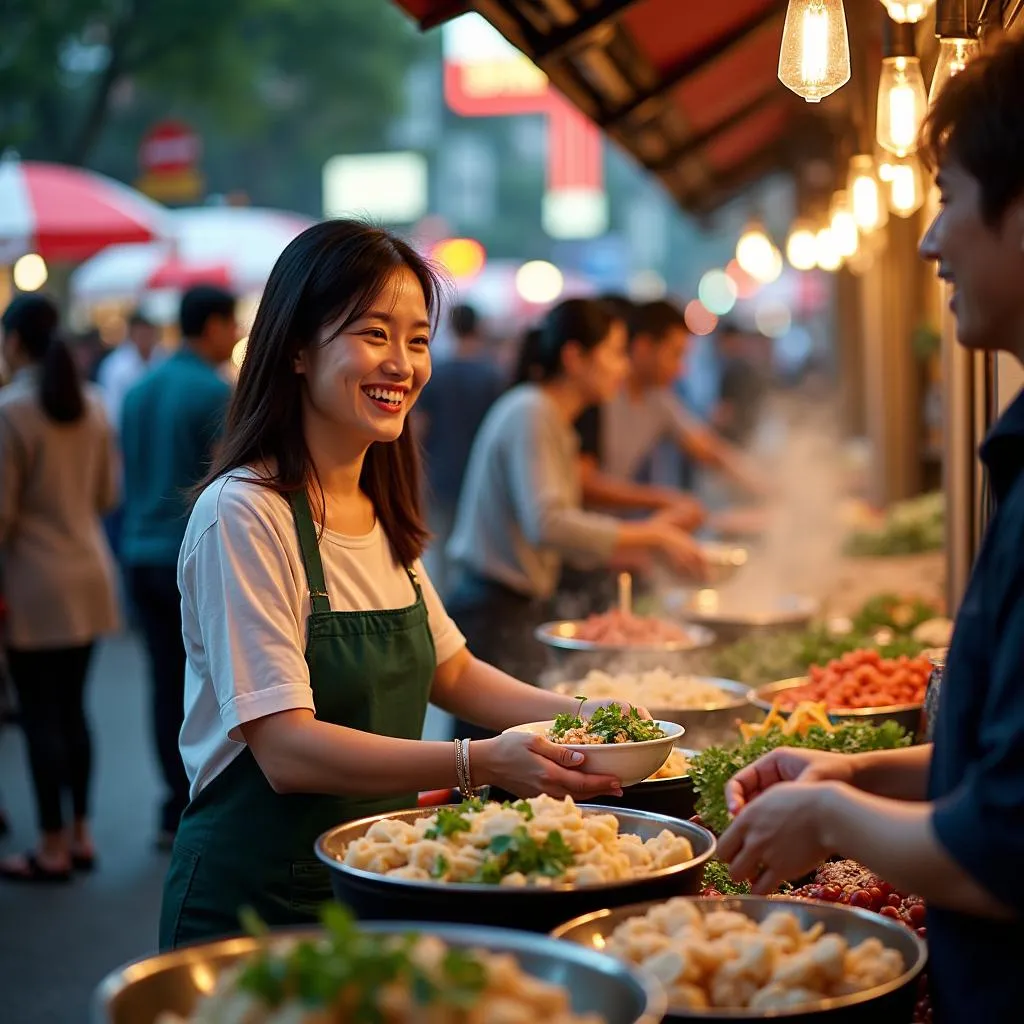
[654,496,707,533]
[718,781,836,894]
[647,520,708,580]
[472,732,624,800]
[724,748,859,817]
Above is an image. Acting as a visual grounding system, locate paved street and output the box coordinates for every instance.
[0,629,453,1024]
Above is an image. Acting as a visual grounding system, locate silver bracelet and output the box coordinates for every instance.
[454,737,470,799]
[461,738,473,797]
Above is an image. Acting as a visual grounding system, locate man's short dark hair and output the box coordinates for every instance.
[450,303,479,339]
[179,285,236,339]
[631,299,686,345]
[598,293,638,327]
[127,309,155,330]
[922,36,1024,225]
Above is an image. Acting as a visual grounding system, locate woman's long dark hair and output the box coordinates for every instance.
[2,294,84,423]
[199,220,444,567]
[512,298,618,385]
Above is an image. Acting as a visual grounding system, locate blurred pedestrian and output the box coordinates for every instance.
[0,294,120,882]
[120,285,237,850]
[97,310,164,562]
[417,303,504,597]
[446,298,707,732]
[712,319,768,447]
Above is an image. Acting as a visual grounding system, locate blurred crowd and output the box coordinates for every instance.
[0,278,771,885]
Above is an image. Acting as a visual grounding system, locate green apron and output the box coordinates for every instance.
[159,491,435,950]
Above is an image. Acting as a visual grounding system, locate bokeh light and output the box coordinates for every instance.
[754,301,793,338]
[231,337,248,368]
[515,260,564,304]
[698,269,738,316]
[736,226,775,281]
[786,224,818,271]
[726,259,760,299]
[683,299,718,336]
[815,227,842,272]
[13,253,48,292]
[431,237,486,280]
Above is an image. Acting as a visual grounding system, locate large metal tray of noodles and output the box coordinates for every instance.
[315,804,716,934]
[93,921,667,1024]
[552,895,927,1022]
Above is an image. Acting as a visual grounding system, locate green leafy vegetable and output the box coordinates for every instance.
[235,904,488,1021]
[689,720,912,836]
[851,593,941,636]
[550,701,666,743]
[472,827,576,883]
[430,854,449,879]
[424,806,473,840]
[701,859,751,896]
[501,798,535,820]
[844,492,945,557]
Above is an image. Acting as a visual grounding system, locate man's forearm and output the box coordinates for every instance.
[819,783,1012,918]
[581,466,674,512]
[849,744,933,800]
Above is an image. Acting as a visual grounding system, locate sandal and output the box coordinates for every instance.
[71,850,97,872]
[0,851,72,884]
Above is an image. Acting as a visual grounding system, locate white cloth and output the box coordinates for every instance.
[0,370,120,648]
[96,342,166,435]
[447,385,620,599]
[178,471,466,798]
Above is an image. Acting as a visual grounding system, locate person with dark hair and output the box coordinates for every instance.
[120,284,238,851]
[716,37,1024,1022]
[416,301,503,597]
[159,221,641,949]
[0,294,119,883]
[445,298,707,699]
[575,299,766,514]
[712,319,768,446]
[97,309,164,435]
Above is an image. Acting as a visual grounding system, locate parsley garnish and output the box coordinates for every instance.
[424,806,473,840]
[550,700,665,743]
[235,904,487,1020]
[690,720,912,835]
[471,827,575,883]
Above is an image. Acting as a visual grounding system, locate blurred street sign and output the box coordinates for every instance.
[322,152,428,223]
[136,120,204,204]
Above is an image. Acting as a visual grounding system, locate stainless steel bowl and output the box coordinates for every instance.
[315,805,716,934]
[700,542,750,587]
[676,592,819,644]
[749,678,923,737]
[550,677,762,750]
[93,922,667,1024]
[535,620,718,675]
[552,895,927,1022]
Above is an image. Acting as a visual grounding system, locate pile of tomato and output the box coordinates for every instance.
[776,650,931,710]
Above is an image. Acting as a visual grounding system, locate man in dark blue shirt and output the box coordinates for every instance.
[714,38,1024,1023]
[417,303,503,596]
[122,285,236,848]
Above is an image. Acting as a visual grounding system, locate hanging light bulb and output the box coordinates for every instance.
[877,56,928,156]
[886,153,926,217]
[930,3,981,106]
[848,155,888,234]
[830,191,859,258]
[930,37,980,103]
[879,0,936,23]
[815,226,842,271]
[786,220,819,270]
[778,0,851,103]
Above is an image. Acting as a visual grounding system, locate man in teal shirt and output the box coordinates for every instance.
[121,285,237,848]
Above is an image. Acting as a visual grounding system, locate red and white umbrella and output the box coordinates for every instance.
[0,156,169,263]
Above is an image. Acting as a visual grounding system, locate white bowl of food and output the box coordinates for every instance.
[504,705,684,787]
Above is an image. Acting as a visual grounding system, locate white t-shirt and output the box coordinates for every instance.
[177,471,466,798]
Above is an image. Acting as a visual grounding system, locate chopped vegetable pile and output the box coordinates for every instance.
[688,721,912,836]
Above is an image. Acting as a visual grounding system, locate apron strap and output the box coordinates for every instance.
[287,490,332,614]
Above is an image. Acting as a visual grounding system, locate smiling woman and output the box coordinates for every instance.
[159,220,647,952]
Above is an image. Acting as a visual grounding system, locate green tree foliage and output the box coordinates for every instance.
[0,0,424,212]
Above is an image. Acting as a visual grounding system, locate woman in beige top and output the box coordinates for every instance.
[0,294,119,883]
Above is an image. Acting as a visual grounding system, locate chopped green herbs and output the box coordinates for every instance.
[550,700,666,743]
[235,904,488,1020]
[689,720,912,836]
[471,827,575,883]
